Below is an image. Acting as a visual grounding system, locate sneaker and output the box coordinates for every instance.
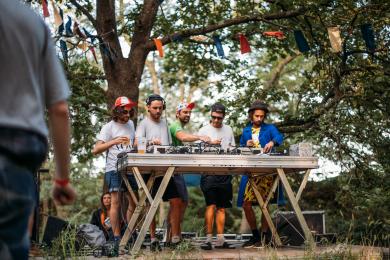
[150,240,162,252]
[215,242,235,249]
[261,232,274,247]
[200,241,212,250]
[242,237,261,248]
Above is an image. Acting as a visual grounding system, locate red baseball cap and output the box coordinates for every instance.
[113,96,137,110]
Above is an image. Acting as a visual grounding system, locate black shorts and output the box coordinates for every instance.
[143,175,181,202]
[201,184,233,208]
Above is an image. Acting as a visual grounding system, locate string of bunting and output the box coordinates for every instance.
[40,1,377,62]
[42,0,114,64]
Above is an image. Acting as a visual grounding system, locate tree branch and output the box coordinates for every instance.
[69,0,97,28]
[264,53,300,89]
[145,7,307,51]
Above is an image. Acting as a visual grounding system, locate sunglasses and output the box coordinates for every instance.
[211,115,224,120]
[118,109,132,115]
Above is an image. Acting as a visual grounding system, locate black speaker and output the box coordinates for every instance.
[273,211,325,246]
[42,216,69,246]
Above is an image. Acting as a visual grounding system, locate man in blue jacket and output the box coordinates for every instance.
[237,100,283,248]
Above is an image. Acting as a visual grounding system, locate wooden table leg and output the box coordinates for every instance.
[120,168,155,248]
[296,169,311,202]
[133,167,153,204]
[130,167,175,254]
[248,176,282,246]
[277,168,315,249]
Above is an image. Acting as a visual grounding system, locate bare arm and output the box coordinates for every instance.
[176,131,211,143]
[48,101,76,205]
[92,137,129,155]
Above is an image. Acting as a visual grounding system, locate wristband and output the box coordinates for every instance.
[54,178,70,187]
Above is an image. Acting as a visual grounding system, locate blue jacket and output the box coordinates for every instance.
[239,122,283,149]
[237,122,285,207]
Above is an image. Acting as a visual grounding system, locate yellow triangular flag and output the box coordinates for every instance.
[51,0,62,27]
[327,26,342,53]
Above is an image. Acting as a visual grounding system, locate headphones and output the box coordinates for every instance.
[146,94,166,110]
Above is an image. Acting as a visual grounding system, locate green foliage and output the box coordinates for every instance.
[42,224,88,259]
[65,60,108,163]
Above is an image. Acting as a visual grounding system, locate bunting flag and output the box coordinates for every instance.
[90,46,98,63]
[327,26,342,53]
[239,34,251,54]
[78,41,89,51]
[153,38,164,57]
[102,42,114,64]
[263,31,285,40]
[73,21,86,39]
[82,27,95,42]
[58,8,64,35]
[59,40,68,62]
[172,34,183,43]
[82,28,98,63]
[294,30,310,52]
[65,16,73,36]
[42,0,50,18]
[361,24,376,52]
[213,35,225,57]
[190,35,208,42]
[51,0,62,26]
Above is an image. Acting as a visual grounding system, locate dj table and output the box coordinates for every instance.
[117,153,319,254]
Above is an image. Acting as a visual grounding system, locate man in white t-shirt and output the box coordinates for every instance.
[135,94,183,251]
[198,103,235,250]
[93,96,138,247]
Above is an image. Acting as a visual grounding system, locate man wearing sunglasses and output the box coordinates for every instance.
[197,103,235,250]
[92,96,138,252]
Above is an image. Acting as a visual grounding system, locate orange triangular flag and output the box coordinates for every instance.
[263,31,285,40]
[153,38,164,58]
[51,0,62,26]
[42,0,50,18]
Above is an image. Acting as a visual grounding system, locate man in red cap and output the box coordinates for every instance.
[166,101,210,247]
[92,96,138,251]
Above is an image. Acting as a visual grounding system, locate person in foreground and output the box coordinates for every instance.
[0,1,76,259]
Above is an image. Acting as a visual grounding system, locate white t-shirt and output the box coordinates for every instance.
[135,117,171,145]
[198,124,236,146]
[97,120,135,172]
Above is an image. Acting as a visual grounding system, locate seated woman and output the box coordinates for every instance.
[90,192,113,240]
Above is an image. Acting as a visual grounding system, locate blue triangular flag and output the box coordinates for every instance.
[58,8,64,36]
[83,28,95,44]
[60,40,68,62]
[172,34,183,43]
[361,24,376,52]
[65,16,73,36]
[213,35,225,57]
[294,30,310,52]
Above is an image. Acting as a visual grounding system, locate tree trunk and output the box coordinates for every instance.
[96,0,159,108]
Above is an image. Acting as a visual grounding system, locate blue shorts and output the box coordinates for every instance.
[105,170,138,193]
[173,175,188,202]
